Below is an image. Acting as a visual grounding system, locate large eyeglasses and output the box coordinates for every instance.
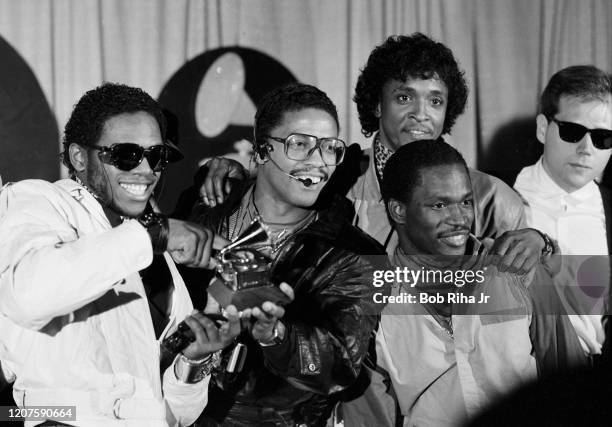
[87,143,181,172]
[265,133,346,166]
[551,119,612,150]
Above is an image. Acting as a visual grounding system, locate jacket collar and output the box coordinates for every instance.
[192,179,354,241]
[57,178,112,228]
[393,234,492,279]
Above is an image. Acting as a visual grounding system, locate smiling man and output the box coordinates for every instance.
[188,83,388,427]
[0,83,242,426]
[334,33,558,427]
[197,33,549,272]
[377,140,582,427]
[390,150,473,256]
[193,34,555,426]
[514,65,612,357]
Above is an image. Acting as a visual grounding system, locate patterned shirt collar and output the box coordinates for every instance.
[374,133,395,182]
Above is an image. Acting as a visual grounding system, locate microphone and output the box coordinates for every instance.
[298,177,314,187]
[267,157,316,187]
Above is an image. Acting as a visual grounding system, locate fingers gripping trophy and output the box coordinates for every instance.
[163,217,291,372]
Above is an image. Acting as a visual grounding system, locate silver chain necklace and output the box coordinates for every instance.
[250,188,316,254]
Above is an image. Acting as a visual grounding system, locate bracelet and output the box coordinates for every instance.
[257,322,284,347]
[532,228,555,258]
[174,350,221,384]
[138,212,169,254]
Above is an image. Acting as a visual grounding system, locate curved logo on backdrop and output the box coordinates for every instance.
[0,36,59,184]
[157,46,297,212]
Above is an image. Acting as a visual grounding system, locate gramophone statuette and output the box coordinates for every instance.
[208,217,291,310]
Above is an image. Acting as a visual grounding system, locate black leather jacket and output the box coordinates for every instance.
[188,182,390,425]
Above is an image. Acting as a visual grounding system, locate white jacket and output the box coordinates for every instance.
[377,248,537,427]
[0,179,209,427]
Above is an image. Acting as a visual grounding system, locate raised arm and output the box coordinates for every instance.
[0,182,154,329]
[198,158,248,207]
[0,181,223,329]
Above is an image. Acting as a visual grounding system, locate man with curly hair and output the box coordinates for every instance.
[338,32,559,427]
[346,33,551,258]
[196,33,550,270]
[0,83,246,426]
[191,33,556,425]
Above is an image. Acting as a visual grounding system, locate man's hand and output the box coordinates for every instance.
[199,157,247,207]
[166,218,229,268]
[243,283,295,343]
[181,305,241,360]
[488,228,545,274]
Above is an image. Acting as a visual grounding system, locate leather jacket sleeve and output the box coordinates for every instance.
[262,229,390,395]
[470,168,527,238]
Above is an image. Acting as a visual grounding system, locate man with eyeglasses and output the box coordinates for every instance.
[187,83,388,427]
[190,34,556,426]
[514,65,612,358]
[194,34,550,273]
[0,83,246,426]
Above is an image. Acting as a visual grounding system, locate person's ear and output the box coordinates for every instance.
[68,143,88,173]
[374,102,382,119]
[536,114,549,145]
[388,199,407,225]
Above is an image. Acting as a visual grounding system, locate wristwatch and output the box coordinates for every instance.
[533,228,555,258]
[137,211,169,254]
[258,322,285,347]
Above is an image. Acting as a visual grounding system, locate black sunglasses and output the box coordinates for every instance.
[88,143,181,172]
[551,119,612,150]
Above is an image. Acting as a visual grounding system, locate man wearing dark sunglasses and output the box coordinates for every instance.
[0,83,243,426]
[515,65,612,358]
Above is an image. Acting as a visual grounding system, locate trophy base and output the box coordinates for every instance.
[208,278,291,311]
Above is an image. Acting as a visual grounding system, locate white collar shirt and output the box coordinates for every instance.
[515,158,608,354]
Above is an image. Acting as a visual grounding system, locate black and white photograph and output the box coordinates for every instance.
[0,1,610,426]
